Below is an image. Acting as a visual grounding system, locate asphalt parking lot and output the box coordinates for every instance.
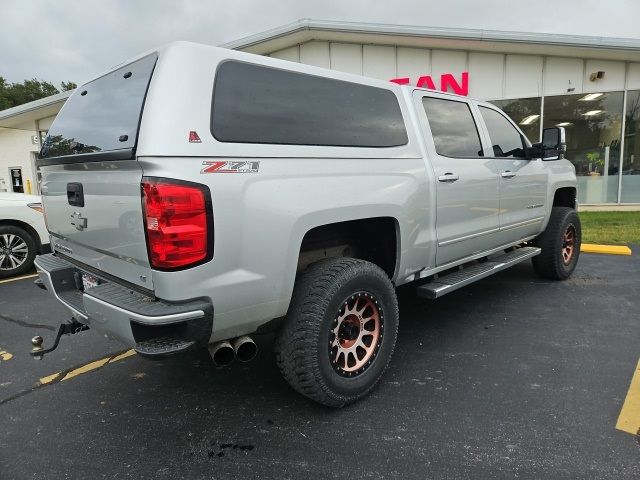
[1,252,639,479]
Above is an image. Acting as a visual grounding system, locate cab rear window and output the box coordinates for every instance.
[40,53,157,161]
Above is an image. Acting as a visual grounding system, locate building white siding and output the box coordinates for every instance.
[299,41,330,68]
[269,45,299,62]
[467,52,503,99]
[544,57,584,96]
[583,59,626,92]
[397,47,431,81]
[362,45,396,80]
[270,41,636,102]
[504,55,543,99]
[0,125,38,194]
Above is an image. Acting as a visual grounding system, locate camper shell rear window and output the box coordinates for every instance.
[211,61,408,148]
[39,53,157,163]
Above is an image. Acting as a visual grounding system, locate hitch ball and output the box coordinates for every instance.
[31,336,44,360]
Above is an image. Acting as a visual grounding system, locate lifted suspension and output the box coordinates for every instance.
[30,319,89,360]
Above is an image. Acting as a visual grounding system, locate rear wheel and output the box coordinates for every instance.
[532,207,581,280]
[275,258,399,407]
[0,225,37,279]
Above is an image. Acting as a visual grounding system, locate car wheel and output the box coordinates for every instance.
[0,225,37,279]
[532,207,581,280]
[275,257,399,407]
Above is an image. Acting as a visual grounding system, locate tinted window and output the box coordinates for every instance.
[211,61,408,147]
[479,106,527,158]
[422,97,483,157]
[41,53,157,159]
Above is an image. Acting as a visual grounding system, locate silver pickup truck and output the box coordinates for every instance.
[33,41,580,407]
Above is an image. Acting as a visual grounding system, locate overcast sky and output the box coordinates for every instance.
[2,0,640,86]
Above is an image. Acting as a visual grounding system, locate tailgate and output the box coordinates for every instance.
[38,53,158,290]
[41,161,152,289]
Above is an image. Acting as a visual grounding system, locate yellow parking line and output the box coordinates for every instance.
[616,358,640,436]
[38,349,137,386]
[109,349,137,363]
[581,244,632,255]
[0,349,13,361]
[0,273,38,284]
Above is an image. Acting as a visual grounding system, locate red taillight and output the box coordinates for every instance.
[141,178,212,270]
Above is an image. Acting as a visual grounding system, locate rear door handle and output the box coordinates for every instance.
[438,173,459,183]
[501,171,516,179]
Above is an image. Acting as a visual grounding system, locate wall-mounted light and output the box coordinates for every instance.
[519,114,540,125]
[579,93,604,101]
[583,110,604,116]
[556,122,573,127]
[589,71,605,81]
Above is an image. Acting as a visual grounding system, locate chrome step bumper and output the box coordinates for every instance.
[416,247,541,299]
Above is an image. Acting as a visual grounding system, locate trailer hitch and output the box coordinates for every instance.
[30,319,89,360]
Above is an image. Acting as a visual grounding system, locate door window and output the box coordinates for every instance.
[422,97,484,158]
[479,106,527,159]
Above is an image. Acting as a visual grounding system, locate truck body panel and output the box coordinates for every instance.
[35,41,578,348]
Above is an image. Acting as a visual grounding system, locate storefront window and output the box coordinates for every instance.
[622,90,640,203]
[543,92,623,204]
[490,97,541,143]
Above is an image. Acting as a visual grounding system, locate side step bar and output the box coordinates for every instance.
[416,247,541,299]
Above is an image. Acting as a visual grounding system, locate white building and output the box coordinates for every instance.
[3,19,640,205]
[0,90,70,194]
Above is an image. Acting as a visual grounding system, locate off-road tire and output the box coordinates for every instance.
[532,207,581,280]
[275,258,399,408]
[0,225,37,279]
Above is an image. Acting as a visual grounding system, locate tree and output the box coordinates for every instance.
[60,81,77,91]
[0,78,77,111]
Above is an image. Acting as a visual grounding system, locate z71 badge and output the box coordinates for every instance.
[201,161,260,174]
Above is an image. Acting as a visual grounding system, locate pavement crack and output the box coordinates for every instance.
[0,349,132,407]
[0,313,55,331]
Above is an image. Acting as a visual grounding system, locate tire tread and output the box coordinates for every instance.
[275,258,398,407]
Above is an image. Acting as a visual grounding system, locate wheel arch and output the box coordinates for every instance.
[296,216,401,280]
[0,219,43,252]
[552,186,577,209]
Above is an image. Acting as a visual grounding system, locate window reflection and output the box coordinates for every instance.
[622,90,640,203]
[543,92,623,204]
[489,97,541,143]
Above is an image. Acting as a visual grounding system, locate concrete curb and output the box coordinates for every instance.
[581,243,632,255]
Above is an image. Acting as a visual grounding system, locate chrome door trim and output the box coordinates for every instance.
[499,216,544,232]
[438,227,500,247]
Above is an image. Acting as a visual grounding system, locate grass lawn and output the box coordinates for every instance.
[579,211,640,245]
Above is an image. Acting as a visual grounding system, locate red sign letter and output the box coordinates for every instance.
[390,77,410,85]
[416,75,437,90]
[440,72,469,96]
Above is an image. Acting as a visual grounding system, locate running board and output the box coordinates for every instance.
[416,247,541,299]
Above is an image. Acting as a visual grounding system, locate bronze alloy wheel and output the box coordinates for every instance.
[561,224,576,265]
[329,292,383,377]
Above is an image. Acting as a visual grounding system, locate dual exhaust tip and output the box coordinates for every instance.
[208,335,257,366]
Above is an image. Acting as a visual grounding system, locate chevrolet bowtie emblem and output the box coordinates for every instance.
[70,211,88,231]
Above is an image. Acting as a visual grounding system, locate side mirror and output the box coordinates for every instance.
[540,127,567,160]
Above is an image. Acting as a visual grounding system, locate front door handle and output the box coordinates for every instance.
[438,173,459,183]
[501,171,516,179]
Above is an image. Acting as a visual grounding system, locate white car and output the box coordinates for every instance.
[0,192,49,278]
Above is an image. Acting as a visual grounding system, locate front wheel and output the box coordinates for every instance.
[275,258,399,407]
[0,225,37,279]
[532,207,581,280]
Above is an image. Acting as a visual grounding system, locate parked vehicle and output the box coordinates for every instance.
[33,42,580,407]
[0,193,49,278]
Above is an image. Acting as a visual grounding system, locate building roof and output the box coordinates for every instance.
[220,19,640,62]
[0,90,72,128]
[3,20,640,129]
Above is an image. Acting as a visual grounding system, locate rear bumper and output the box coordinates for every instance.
[34,253,213,356]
